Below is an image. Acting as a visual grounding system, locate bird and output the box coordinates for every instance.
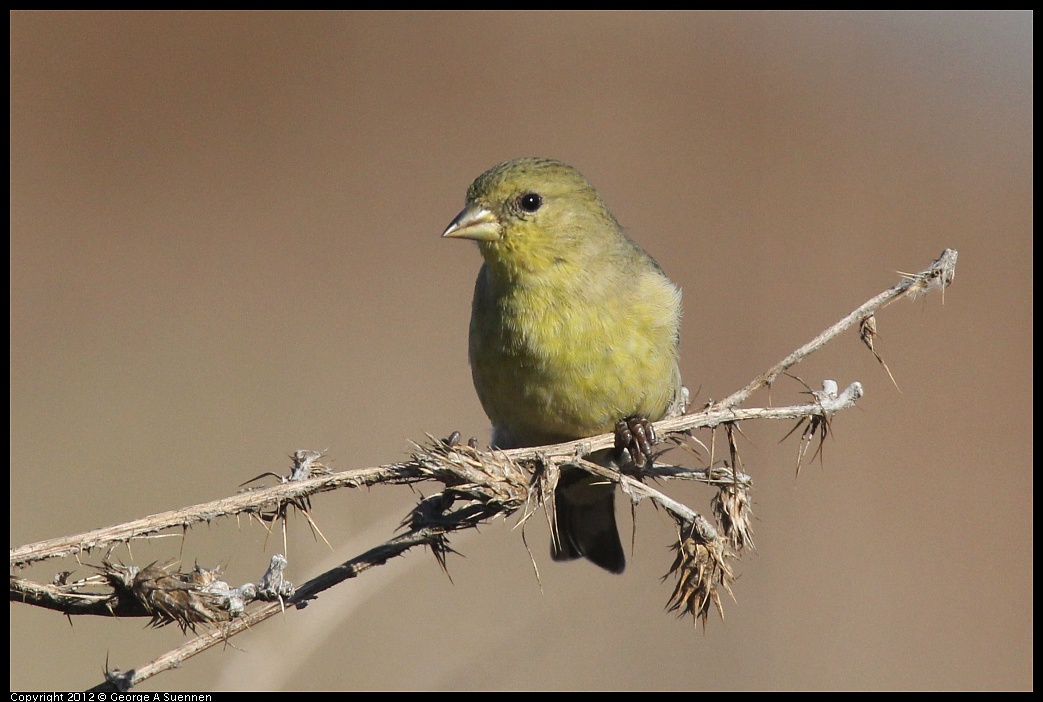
[442,157,685,573]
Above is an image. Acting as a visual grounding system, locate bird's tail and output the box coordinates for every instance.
[551,465,626,574]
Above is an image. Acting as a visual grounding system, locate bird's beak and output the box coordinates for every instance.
[442,205,501,242]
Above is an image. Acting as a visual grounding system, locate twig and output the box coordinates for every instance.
[718,248,957,409]
[9,460,427,569]
[89,528,454,692]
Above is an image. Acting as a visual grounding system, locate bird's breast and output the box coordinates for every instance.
[468,267,680,447]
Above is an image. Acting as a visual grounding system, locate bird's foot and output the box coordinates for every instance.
[440,431,479,449]
[614,415,657,470]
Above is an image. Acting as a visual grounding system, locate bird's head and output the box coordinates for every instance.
[442,158,621,280]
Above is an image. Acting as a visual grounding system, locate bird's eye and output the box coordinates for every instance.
[518,192,543,213]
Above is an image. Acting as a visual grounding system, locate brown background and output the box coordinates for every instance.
[10,11,1032,691]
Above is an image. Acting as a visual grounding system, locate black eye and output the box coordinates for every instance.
[518,192,543,213]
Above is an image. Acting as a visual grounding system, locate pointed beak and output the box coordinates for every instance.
[442,204,501,242]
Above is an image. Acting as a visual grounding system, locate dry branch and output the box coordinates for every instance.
[9,248,958,691]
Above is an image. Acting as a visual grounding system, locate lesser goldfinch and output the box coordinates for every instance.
[443,158,684,573]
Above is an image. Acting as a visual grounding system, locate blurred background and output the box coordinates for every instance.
[10,11,1031,691]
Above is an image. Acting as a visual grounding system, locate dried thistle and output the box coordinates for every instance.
[665,521,735,627]
[712,481,754,552]
[97,557,293,632]
[406,438,536,574]
[100,561,228,632]
[412,436,530,511]
[779,378,852,474]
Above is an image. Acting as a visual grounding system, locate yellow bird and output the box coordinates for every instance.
[443,158,685,573]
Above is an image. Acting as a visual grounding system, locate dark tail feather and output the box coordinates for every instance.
[551,466,625,573]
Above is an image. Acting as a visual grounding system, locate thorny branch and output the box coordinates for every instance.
[717,247,957,409]
[9,249,957,691]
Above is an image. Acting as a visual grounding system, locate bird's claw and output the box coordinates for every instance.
[440,431,480,450]
[614,415,657,469]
